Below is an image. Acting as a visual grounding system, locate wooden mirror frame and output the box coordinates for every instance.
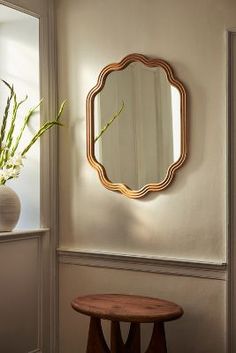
[86,53,187,198]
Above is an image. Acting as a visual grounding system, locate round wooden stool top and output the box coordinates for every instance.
[71,294,183,323]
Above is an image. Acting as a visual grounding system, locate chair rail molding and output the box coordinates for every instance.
[58,249,227,281]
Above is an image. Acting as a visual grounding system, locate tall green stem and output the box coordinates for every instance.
[94,101,124,143]
[11,99,42,156]
[21,100,66,156]
[0,81,14,166]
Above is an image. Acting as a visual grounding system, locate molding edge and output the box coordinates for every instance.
[0,228,49,242]
[226,28,236,353]
[57,249,227,281]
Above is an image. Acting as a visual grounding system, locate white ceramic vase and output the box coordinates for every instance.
[0,185,21,232]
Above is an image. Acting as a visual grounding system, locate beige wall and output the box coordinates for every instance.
[57,0,236,262]
[56,0,236,352]
[59,265,226,353]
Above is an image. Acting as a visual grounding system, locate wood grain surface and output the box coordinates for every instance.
[71,294,183,323]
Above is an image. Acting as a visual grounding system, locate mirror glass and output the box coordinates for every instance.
[94,62,181,190]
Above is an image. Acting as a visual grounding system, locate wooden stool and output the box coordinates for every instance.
[71,294,183,353]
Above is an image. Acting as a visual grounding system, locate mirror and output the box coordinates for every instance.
[87,54,187,198]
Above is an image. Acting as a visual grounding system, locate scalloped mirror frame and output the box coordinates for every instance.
[86,53,187,198]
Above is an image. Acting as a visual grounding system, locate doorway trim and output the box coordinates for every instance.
[227,29,236,353]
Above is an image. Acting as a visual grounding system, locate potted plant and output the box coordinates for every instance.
[0,80,65,231]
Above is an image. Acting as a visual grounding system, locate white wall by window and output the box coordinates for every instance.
[0,5,40,229]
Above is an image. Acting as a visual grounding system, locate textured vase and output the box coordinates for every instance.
[0,185,21,232]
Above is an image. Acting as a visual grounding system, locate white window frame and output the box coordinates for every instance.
[0,1,58,352]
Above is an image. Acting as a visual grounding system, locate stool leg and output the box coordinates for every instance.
[145,322,167,353]
[110,321,141,353]
[110,321,125,353]
[86,317,110,353]
[125,323,141,353]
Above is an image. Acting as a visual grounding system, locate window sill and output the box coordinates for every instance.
[0,228,49,240]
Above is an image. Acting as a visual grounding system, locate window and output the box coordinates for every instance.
[0,5,40,228]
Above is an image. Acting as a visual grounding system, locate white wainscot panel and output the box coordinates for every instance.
[0,235,41,353]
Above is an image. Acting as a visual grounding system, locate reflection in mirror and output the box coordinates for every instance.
[87,54,187,198]
[94,63,181,190]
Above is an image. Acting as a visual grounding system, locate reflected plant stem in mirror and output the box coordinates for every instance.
[94,100,124,143]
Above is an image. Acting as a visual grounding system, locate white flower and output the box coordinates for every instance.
[0,153,24,184]
[9,167,20,178]
[7,154,24,167]
[0,165,21,183]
